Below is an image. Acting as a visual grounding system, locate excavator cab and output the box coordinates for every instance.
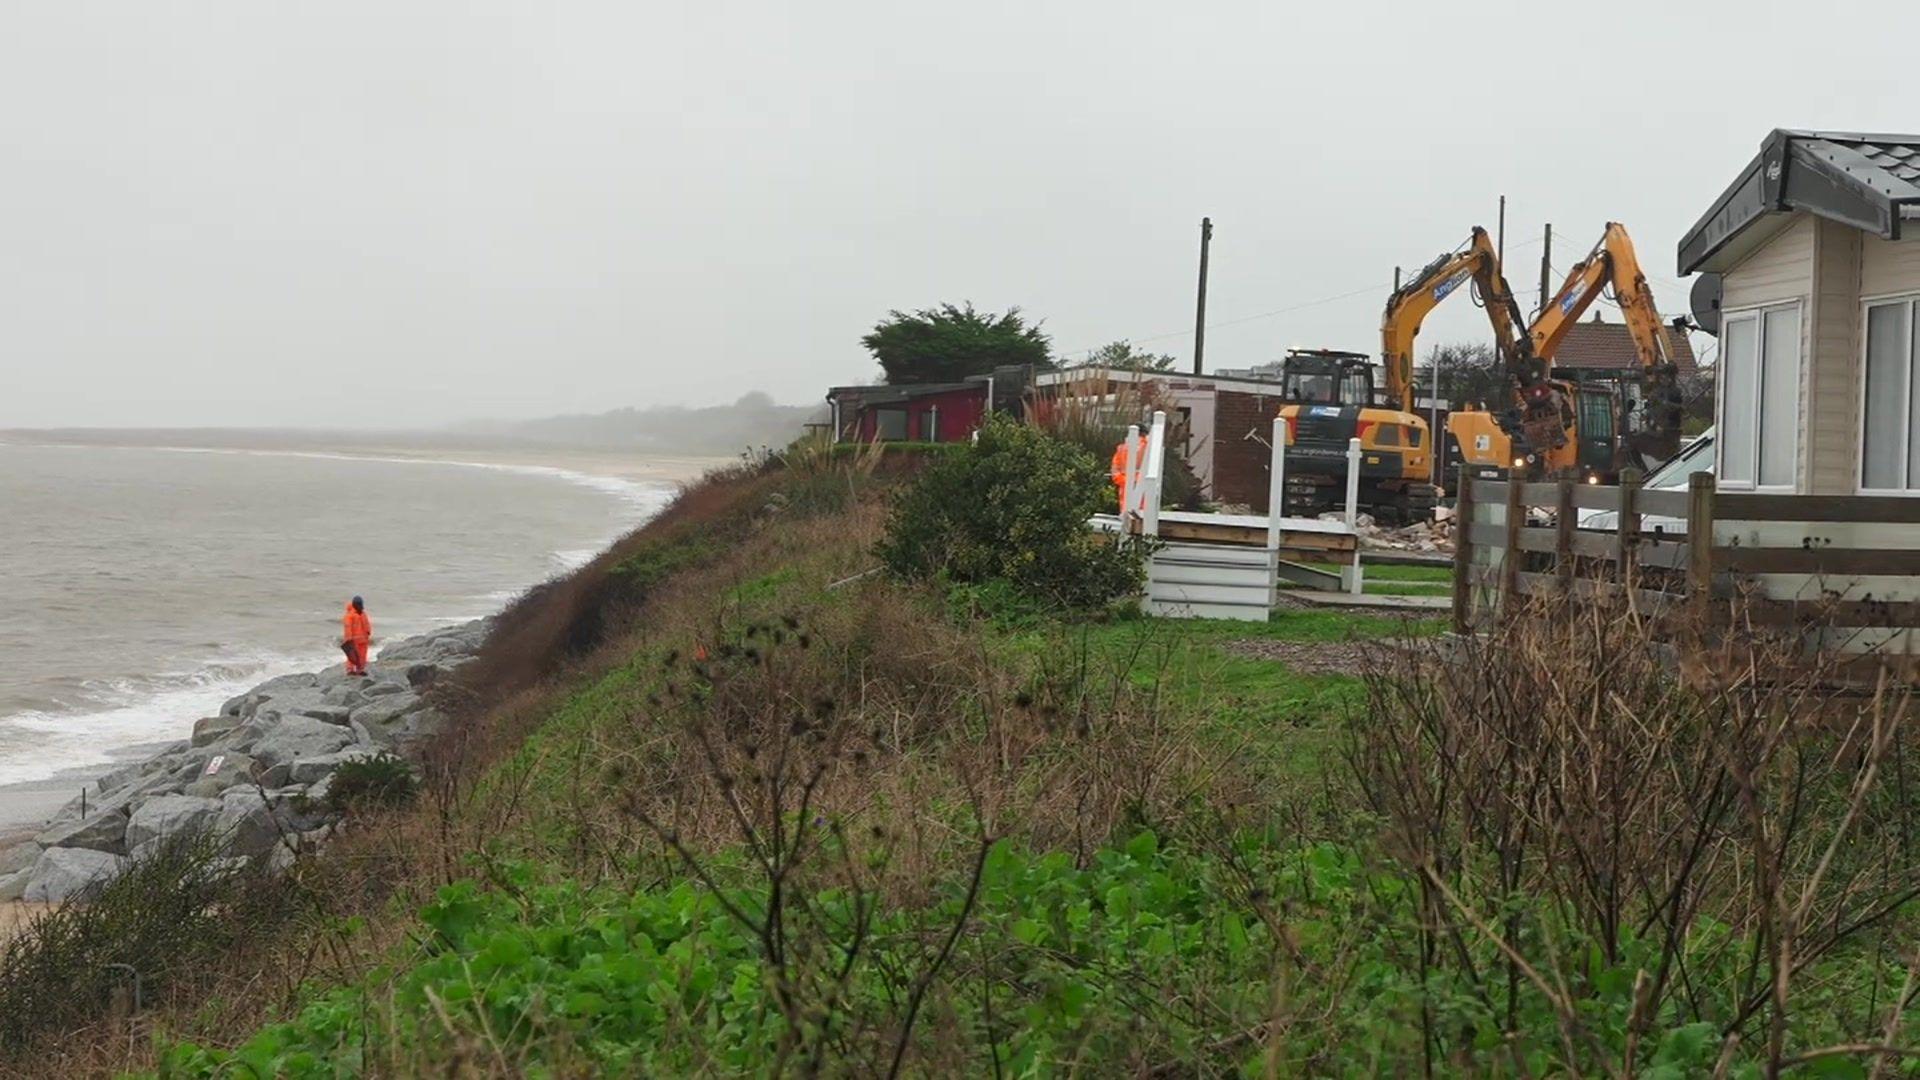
[1279,349,1374,407]
[1573,385,1618,478]
[1274,348,1434,522]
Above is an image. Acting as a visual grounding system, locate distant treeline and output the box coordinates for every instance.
[453,392,824,453]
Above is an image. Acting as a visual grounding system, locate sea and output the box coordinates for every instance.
[0,440,675,793]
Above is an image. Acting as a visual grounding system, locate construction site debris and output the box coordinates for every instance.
[1319,510,1455,554]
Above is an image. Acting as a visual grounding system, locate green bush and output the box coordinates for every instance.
[876,415,1144,611]
[324,753,418,814]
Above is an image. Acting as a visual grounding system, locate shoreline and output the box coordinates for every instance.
[0,431,730,487]
[0,439,713,836]
[0,618,497,904]
[0,741,181,840]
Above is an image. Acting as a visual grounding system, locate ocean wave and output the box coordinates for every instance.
[0,443,677,792]
[21,440,681,515]
[0,647,320,787]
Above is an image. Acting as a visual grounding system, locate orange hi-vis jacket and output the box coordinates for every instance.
[342,603,372,646]
[1110,434,1148,511]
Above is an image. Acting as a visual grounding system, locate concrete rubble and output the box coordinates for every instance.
[1319,507,1456,555]
[0,618,491,903]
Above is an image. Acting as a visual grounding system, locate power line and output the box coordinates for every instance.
[1058,281,1383,359]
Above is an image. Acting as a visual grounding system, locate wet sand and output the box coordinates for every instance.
[0,741,180,837]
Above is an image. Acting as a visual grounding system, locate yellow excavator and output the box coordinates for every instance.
[1276,226,1523,521]
[1446,222,1687,479]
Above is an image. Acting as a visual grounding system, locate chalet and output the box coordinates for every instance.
[1031,366,1296,510]
[1679,128,1920,495]
[825,366,1031,444]
[1453,129,1920,666]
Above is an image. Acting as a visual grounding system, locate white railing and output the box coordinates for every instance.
[1119,409,1366,612]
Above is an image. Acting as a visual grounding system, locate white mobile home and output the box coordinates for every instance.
[1679,129,1920,496]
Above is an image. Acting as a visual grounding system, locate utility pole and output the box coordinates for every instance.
[1192,217,1212,375]
[1497,195,1507,266]
[1538,223,1553,318]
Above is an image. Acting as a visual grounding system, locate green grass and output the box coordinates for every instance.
[1290,559,1454,597]
[992,607,1439,797]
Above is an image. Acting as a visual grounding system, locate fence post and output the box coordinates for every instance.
[1142,410,1166,539]
[1555,479,1575,595]
[1452,464,1474,633]
[1615,476,1640,571]
[1266,415,1287,551]
[1502,470,1524,610]
[1344,437,1364,595]
[1687,472,1716,624]
[1122,423,1143,518]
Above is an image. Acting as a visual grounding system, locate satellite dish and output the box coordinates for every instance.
[1690,273,1723,336]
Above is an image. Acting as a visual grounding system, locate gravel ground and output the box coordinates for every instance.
[1217,637,1392,675]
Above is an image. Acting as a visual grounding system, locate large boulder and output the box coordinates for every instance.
[22,847,122,902]
[251,715,355,769]
[94,758,158,795]
[35,793,132,854]
[406,708,448,740]
[0,842,42,877]
[348,692,421,731]
[191,715,242,748]
[125,794,222,851]
[215,789,295,858]
[321,681,368,709]
[0,845,43,900]
[183,751,259,798]
[0,867,31,902]
[254,688,351,727]
[221,672,319,718]
[288,748,380,786]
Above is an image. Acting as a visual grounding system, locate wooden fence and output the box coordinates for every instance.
[1453,467,1920,658]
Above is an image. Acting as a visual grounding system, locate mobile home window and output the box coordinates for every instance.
[1861,295,1920,492]
[1716,303,1800,490]
[874,408,908,441]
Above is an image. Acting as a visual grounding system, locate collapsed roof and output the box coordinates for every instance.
[1678,129,1920,276]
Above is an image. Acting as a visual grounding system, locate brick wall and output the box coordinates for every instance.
[1212,389,1284,511]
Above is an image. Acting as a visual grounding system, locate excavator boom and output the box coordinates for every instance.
[1532,223,1685,465]
[1380,227,1530,412]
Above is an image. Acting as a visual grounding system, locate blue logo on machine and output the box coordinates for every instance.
[1432,271,1471,303]
[1560,291,1579,315]
[1308,406,1342,417]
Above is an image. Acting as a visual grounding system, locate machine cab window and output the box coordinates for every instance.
[1279,349,1375,407]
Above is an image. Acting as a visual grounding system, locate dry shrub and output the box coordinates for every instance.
[562,570,1243,1072]
[0,833,296,1058]
[1353,591,1920,1074]
[1025,366,1203,509]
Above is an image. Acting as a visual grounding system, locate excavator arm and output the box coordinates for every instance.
[1380,226,1530,413]
[1532,222,1686,465]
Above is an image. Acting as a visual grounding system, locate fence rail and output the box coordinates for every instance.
[1453,467,1920,657]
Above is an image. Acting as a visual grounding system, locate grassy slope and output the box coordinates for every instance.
[74,456,1910,1077]
[122,463,1455,1077]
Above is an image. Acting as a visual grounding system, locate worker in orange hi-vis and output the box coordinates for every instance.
[1109,431,1148,513]
[340,596,373,677]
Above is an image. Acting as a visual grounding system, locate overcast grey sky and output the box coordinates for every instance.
[3,0,1915,429]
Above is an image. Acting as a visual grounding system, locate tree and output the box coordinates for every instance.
[862,303,1052,385]
[1675,363,1715,433]
[1084,339,1177,373]
[1420,342,1508,409]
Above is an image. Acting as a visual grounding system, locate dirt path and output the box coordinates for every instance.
[1217,638,1384,674]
